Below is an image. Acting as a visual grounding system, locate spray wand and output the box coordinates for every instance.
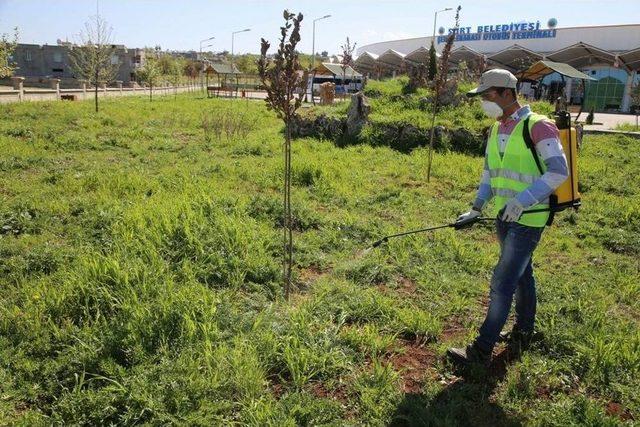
[368,203,562,249]
[369,215,495,249]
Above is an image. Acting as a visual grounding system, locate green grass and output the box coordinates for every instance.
[614,121,640,132]
[0,89,638,425]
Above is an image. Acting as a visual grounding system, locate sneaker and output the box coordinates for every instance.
[446,342,491,367]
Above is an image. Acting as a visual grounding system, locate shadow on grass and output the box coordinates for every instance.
[389,349,523,427]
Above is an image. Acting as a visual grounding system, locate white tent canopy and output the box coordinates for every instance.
[619,47,640,71]
[448,46,484,66]
[354,51,379,73]
[487,44,543,71]
[547,42,617,69]
[376,49,405,69]
[404,46,432,65]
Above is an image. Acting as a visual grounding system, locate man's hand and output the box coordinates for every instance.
[454,209,481,229]
[500,199,524,222]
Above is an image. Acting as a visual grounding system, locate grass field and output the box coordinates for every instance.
[615,122,640,132]
[1,89,638,425]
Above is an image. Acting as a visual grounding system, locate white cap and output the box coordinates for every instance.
[467,69,517,97]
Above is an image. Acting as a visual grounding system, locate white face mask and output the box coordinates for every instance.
[481,100,503,118]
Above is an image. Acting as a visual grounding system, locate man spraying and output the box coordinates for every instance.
[447,69,569,366]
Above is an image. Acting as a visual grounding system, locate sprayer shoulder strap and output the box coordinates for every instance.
[522,116,545,175]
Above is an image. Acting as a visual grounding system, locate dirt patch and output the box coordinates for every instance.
[309,380,357,420]
[310,380,350,403]
[535,385,552,399]
[294,265,328,296]
[440,315,467,341]
[396,276,418,295]
[400,180,422,189]
[606,401,635,422]
[298,265,326,284]
[386,338,438,394]
[377,276,418,298]
[271,381,286,399]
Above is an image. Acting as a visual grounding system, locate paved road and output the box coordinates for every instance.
[572,112,639,130]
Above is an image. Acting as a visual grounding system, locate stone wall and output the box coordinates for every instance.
[291,91,485,155]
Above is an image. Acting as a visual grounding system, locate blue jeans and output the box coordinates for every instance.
[475,219,544,353]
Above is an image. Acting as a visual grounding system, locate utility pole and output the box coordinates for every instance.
[199,36,215,91]
[308,14,331,102]
[231,28,251,97]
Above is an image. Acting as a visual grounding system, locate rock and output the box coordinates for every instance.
[449,127,484,155]
[290,113,346,140]
[345,91,370,137]
[438,80,463,108]
[319,82,335,105]
[418,97,431,111]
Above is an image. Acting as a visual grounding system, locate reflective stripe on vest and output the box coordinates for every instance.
[487,113,550,227]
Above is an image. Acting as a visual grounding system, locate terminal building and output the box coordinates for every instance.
[355,23,640,113]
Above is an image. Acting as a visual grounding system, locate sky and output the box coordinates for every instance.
[0,0,638,55]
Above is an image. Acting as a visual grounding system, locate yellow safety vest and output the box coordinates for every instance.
[487,113,550,227]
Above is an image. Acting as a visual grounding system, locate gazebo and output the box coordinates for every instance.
[205,63,241,97]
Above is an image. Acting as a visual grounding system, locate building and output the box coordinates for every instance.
[355,23,640,112]
[9,41,146,85]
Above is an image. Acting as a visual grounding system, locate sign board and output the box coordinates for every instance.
[437,21,557,44]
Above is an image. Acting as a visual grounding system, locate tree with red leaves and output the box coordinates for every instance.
[426,5,461,182]
[257,10,306,300]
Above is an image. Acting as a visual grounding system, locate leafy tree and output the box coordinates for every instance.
[184,60,202,87]
[257,10,305,300]
[235,54,259,74]
[297,52,313,70]
[157,53,177,75]
[137,51,162,101]
[0,27,18,78]
[428,42,438,81]
[69,15,119,112]
[167,57,186,97]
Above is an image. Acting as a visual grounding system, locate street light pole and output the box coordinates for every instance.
[432,8,453,45]
[199,36,215,91]
[311,15,331,70]
[200,36,215,57]
[231,28,251,97]
[309,14,331,102]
